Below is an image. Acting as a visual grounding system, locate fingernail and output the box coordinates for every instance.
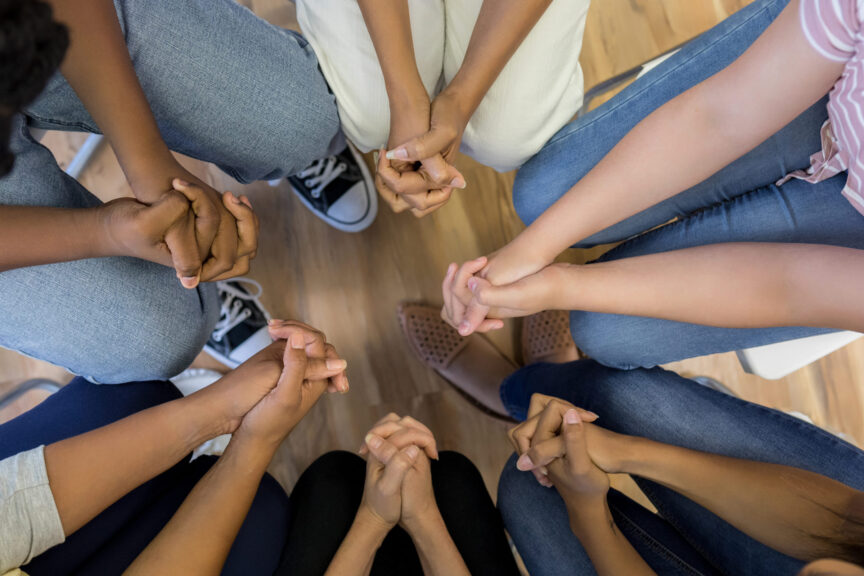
[458,321,471,335]
[290,332,305,349]
[586,411,600,420]
[406,445,420,460]
[540,477,554,488]
[326,358,347,371]
[268,319,279,325]
[365,433,382,450]
[450,177,466,189]
[467,278,478,292]
[174,179,190,187]
[565,409,581,425]
[386,148,409,161]
[180,276,198,289]
[516,454,534,471]
[229,193,242,205]
[339,382,350,395]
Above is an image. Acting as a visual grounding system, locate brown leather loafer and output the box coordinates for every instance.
[398,302,517,422]
[521,310,580,365]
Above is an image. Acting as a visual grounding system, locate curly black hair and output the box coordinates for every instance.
[0,0,68,177]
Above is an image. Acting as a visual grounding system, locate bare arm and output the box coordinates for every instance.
[475,243,864,331]
[620,435,864,563]
[43,0,175,202]
[406,511,470,576]
[444,0,553,121]
[45,384,232,536]
[491,0,845,278]
[325,508,390,576]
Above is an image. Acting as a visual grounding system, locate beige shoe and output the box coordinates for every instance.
[521,310,580,365]
[398,303,517,421]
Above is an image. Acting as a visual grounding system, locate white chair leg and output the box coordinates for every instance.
[737,331,862,380]
[65,133,104,180]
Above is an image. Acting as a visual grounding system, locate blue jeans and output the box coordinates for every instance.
[512,0,864,369]
[0,378,290,575]
[497,361,864,576]
[0,0,342,383]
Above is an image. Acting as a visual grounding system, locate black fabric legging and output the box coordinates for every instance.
[278,450,521,576]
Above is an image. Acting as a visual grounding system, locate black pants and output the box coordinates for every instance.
[278,451,521,576]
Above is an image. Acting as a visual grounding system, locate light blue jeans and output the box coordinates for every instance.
[0,0,341,383]
[513,0,864,369]
[497,361,864,576]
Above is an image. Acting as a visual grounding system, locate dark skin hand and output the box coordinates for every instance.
[43,0,257,286]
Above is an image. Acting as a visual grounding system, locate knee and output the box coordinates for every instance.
[497,453,537,521]
[297,451,365,494]
[569,311,648,370]
[94,279,218,383]
[462,121,538,175]
[433,451,484,491]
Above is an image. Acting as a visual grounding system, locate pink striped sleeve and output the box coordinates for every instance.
[800,0,859,62]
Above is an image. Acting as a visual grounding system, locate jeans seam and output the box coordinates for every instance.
[546,1,773,148]
[596,182,773,262]
[25,111,100,135]
[610,500,710,576]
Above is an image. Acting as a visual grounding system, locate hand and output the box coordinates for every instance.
[466,264,571,320]
[99,192,199,287]
[197,320,348,435]
[508,393,627,486]
[358,414,440,532]
[386,88,469,168]
[232,331,331,451]
[359,432,421,528]
[546,409,610,512]
[376,95,466,217]
[441,238,556,335]
[128,157,259,285]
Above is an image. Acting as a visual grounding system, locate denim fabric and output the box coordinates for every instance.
[0,0,341,383]
[512,0,864,368]
[0,378,289,575]
[497,361,864,576]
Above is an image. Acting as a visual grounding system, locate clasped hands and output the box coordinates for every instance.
[99,161,259,290]
[508,393,628,511]
[356,413,442,534]
[194,319,348,454]
[376,89,468,217]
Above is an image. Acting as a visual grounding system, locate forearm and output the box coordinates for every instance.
[511,1,842,260]
[325,507,390,576]
[44,0,174,199]
[405,510,470,576]
[567,500,655,576]
[124,438,274,576]
[622,436,862,561]
[0,206,116,272]
[45,392,227,535]
[550,243,864,331]
[356,0,428,111]
[445,0,552,118]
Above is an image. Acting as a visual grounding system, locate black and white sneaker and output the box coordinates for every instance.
[285,144,377,233]
[203,278,273,369]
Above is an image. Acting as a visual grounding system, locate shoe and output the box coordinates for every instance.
[286,144,377,233]
[398,303,517,422]
[521,310,580,365]
[204,278,273,369]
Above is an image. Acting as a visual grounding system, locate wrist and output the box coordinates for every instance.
[437,83,476,128]
[122,147,182,204]
[222,433,278,471]
[401,503,444,537]
[387,79,430,118]
[169,394,233,454]
[356,503,397,539]
[565,495,611,536]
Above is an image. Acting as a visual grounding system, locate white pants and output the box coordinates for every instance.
[296,0,590,172]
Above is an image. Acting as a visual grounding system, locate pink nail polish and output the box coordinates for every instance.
[517,454,534,471]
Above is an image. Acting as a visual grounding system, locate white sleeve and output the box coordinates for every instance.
[0,447,65,573]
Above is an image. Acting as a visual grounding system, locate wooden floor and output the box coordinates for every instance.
[2,0,862,506]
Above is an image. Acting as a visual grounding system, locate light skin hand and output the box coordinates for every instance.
[360,433,421,528]
[358,413,440,461]
[441,259,504,335]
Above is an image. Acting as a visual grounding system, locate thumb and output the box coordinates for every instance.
[562,409,591,471]
[275,332,309,400]
[468,277,520,311]
[153,193,202,288]
[387,127,451,163]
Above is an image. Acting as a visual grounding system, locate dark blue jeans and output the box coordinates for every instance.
[0,378,289,575]
[512,0,864,369]
[497,361,864,576]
